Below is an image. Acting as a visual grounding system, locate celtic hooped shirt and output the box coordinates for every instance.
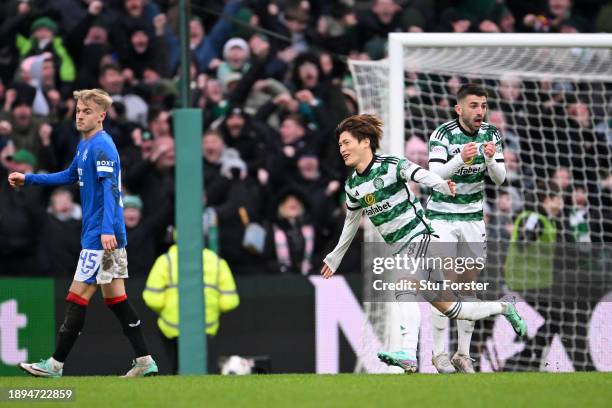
[427,119,504,221]
[344,155,432,244]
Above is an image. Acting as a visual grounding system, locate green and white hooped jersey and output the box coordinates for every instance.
[345,155,432,244]
[427,119,504,222]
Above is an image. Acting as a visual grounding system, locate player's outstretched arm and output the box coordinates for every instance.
[321,208,362,279]
[413,168,456,196]
[398,159,455,196]
[22,155,79,187]
[7,172,25,187]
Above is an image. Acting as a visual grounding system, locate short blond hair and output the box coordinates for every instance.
[73,88,113,112]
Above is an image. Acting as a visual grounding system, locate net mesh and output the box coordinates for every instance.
[349,43,612,373]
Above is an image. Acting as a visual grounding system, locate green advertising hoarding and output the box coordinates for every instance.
[0,279,55,376]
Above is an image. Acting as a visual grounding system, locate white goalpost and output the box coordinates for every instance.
[350,33,612,373]
[387,33,612,149]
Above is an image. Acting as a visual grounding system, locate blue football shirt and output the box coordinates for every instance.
[26,130,127,250]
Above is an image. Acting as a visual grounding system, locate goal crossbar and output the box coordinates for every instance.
[389,33,612,48]
[388,33,612,156]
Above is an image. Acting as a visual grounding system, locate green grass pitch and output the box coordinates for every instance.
[1,372,611,407]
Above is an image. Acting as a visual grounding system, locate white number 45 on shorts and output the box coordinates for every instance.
[74,248,129,285]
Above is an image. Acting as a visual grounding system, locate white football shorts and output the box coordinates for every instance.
[430,219,486,259]
[74,248,129,285]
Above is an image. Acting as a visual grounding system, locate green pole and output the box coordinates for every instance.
[176,0,206,375]
[179,0,190,108]
[175,109,205,375]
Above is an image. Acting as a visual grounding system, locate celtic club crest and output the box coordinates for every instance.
[373,177,384,189]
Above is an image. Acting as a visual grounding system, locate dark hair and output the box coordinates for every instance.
[335,114,382,152]
[147,107,166,125]
[282,113,305,128]
[100,63,121,77]
[291,52,322,89]
[536,181,561,204]
[457,83,488,102]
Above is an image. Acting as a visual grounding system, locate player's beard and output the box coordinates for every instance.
[463,114,481,133]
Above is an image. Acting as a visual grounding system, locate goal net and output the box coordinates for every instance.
[350,33,612,373]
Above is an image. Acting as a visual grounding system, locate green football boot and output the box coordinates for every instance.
[503,301,527,337]
[121,355,158,377]
[377,350,418,373]
[19,358,63,378]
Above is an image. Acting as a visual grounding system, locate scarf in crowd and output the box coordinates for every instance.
[273,223,314,275]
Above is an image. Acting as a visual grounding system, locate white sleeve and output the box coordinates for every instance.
[428,127,464,179]
[429,155,465,179]
[397,157,452,195]
[412,168,452,195]
[323,208,362,273]
[486,158,506,185]
[486,128,506,185]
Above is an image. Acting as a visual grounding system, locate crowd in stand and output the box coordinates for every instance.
[1,0,611,278]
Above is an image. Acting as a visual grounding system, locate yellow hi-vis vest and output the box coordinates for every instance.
[504,211,556,290]
[143,245,239,338]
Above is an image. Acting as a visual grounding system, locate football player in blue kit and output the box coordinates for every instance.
[9,89,158,377]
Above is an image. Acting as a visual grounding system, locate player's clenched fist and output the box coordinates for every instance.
[461,142,478,163]
[483,141,496,158]
[8,172,25,187]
